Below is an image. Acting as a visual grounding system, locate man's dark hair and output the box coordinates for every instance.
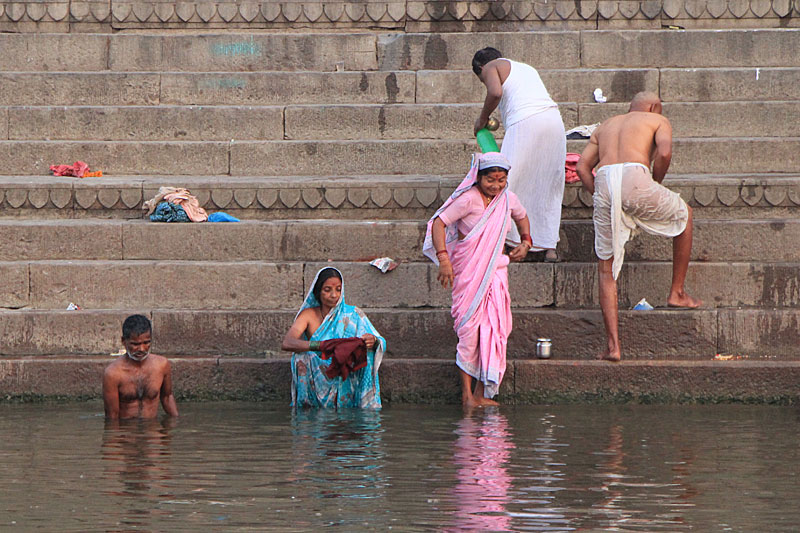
[472,47,502,76]
[122,314,152,340]
[313,268,342,303]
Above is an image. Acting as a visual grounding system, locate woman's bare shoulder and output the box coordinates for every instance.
[295,307,319,322]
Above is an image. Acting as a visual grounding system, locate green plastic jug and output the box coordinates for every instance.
[476,128,499,153]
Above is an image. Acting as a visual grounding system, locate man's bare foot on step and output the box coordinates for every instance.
[667,291,703,309]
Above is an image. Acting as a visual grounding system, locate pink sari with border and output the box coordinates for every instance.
[423,154,512,399]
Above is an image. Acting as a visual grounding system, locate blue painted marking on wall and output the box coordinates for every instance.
[199,78,248,89]
[211,38,262,57]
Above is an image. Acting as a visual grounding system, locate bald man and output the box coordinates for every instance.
[576,92,701,362]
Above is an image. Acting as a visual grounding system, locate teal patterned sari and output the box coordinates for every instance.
[291,268,385,409]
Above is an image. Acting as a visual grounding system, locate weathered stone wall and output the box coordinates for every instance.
[1,0,799,32]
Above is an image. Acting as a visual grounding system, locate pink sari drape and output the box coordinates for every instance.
[423,154,513,399]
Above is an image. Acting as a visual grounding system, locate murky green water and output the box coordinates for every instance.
[1,402,798,531]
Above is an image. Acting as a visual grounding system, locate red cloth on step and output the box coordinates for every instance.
[319,337,368,379]
[565,152,596,184]
[50,161,90,178]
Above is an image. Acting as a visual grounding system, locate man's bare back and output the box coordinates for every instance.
[593,112,669,169]
[578,92,673,192]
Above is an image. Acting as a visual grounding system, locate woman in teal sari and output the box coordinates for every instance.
[281,267,385,408]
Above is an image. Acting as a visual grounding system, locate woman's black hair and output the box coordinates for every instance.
[478,166,509,178]
[472,47,502,76]
[313,268,342,302]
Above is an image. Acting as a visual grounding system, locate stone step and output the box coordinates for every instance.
[578,101,800,138]
[0,307,796,360]
[559,219,800,262]
[0,218,796,263]
[0,219,426,261]
[284,101,800,140]
[419,68,800,103]
[1,138,779,176]
[5,105,285,141]
[0,32,378,72]
[1,259,798,311]
[0,174,797,220]
[8,101,798,141]
[378,30,800,70]
[581,29,800,69]
[0,71,416,106]
[5,30,798,74]
[4,67,797,109]
[3,356,799,404]
[0,138,776,175]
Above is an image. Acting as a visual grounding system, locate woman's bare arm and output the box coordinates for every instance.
[281,310,313,352]
[508,215,532,262]
[432,217,454,289]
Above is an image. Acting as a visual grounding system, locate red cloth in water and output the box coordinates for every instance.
[319,337,367,380]
[50,161,90,178]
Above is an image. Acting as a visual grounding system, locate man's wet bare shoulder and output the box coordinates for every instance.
[104,353,170,380]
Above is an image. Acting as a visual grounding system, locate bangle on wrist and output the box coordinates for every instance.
[520,234,533,247]
[309,340,320,351]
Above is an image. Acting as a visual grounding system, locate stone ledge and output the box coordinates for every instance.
[2,259,798,310]
[0,218,796,262]
[5,307,799,359]
[2,1,799,30]
[0,174,796,218]
[2,357,799,404]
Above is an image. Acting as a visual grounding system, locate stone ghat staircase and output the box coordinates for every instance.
[1,29,799,404]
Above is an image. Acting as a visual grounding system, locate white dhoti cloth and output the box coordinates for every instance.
[501,107,566,250]
[593,163,689,280]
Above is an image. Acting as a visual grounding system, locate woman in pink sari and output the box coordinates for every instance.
[424,152,531,407]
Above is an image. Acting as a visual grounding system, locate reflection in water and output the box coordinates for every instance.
[510,412,574,531]
[288,409,387,527]
[450,409,514,531]
[101,416,176,528]
[586,417,695,531]
[0,403,798,531]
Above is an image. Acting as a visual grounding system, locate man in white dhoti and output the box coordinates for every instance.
[576,92,702,362]
[472,47,566,262]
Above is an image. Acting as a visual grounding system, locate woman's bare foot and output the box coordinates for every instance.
[667,291,703,308]
[476,396,500,407]
[596,351,621,362]
[462,395,480,409]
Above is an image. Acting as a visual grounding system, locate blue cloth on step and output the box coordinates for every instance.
[150,201,190,222]
[208,212,240,222]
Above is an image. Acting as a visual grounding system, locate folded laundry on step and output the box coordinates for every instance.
[143,186,208,222]
[565,123,599,139]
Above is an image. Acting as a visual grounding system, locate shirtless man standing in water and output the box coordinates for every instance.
[576,92,702,362]
[103,314,178,419]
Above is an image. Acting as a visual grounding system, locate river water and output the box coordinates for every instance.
[1,402,798,531]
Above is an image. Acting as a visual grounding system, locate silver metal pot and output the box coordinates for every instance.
[536,338,552,359]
